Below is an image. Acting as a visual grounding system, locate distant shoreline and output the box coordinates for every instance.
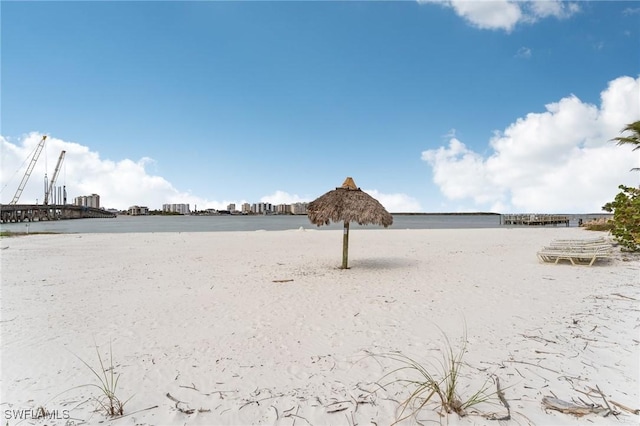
[391,212,611,216]
[391,212,500,216]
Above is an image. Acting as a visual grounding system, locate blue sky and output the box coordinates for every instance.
[1,1,639,212]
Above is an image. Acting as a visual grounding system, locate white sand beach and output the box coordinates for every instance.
[1,228,638,425]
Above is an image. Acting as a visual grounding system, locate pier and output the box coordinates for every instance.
[0,204,116,223]
[501,214,570,226]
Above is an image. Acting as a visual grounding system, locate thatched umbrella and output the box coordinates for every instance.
[307,177,393,269]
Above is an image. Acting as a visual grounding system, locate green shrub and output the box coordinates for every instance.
[602,185,640,252]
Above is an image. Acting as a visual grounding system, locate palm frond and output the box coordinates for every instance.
[611,120,640,151]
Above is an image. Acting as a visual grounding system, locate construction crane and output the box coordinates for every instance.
[9,135,47,205]
[44,150,66,205]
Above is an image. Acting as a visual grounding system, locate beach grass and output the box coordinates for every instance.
[75,341,132,417]
[377,330,496,424]
[0,230,59,237]
[582,218,614,232]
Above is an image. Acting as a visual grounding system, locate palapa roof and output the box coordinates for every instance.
[307,177,394,227]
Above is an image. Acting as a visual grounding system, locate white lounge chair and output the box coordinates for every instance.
[548,236,606,247]
[537,239,613,266]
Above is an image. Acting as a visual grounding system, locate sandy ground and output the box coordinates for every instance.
[1,227,638,426]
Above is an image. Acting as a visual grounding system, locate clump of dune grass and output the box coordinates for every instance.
[377,330,497,424]
[76,341,132,417]
[0,230,59,237]
[582,218,614,232]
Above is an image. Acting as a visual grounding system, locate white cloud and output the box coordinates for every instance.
[515,46,532,58]
[449,0,521,31]
[420,0,521,31]
[260,189,421,213]
[260,190,308,205]
[0,133,228,210]
[526,0,579,20]
[420,0,579,31]
[422,75,640,213]
[422,138,499,206]
[362,189,422,213]
[0,136,423,213]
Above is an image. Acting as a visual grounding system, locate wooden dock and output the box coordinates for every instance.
[501,214,570,227]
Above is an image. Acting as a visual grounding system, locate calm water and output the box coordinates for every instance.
[0,213,612,234]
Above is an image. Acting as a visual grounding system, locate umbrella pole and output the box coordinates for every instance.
[342,221,350,269]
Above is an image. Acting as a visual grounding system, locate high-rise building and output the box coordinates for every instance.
[276,204,291,214]
[252,202,273,214]
[290,202,308,215]
[74,193,100,208]
[162,204,190,215]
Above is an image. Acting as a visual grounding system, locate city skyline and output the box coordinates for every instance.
[1,1,639,213]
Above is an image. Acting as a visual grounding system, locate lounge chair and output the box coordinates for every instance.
[548,236,606,247]
[537,239,613,266]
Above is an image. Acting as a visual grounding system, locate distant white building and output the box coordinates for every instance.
[252,202,273,214]
[163,203,190,215]
[290,202,308,215]
[74,194,100,209]
[128,205,149,216]
[276,204,291,214]
[227,203,236,212]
